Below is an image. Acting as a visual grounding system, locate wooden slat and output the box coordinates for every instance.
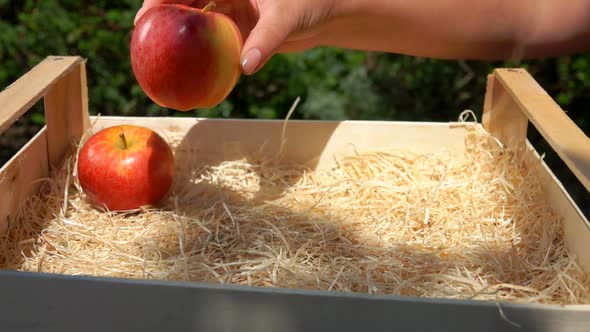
[44,60,91,168]
[492,68,590,191]
[481,73,529,156]
[0,56,85,135]
[0,129,49,234]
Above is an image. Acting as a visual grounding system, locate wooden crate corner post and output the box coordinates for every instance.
[481,70,529,157]
[0,55,91,233]
[43,56,92,169]
[482,67,590,271]
[483,67,590,191]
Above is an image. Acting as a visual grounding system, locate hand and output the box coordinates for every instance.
[134,0,339,75]
[135,1,590,75]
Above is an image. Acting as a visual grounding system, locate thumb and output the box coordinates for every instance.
[240,5,295,75]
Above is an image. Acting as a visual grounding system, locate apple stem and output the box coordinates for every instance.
[119,132,128,150]
[202,1,216,13]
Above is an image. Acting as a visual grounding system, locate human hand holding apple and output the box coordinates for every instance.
[77,125,175,212]
[131,0,338,111]
[131,1,245,111]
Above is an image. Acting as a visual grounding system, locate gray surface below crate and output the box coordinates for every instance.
[0,270,588,332]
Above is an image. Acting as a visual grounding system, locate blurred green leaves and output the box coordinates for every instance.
[0,0,588,127]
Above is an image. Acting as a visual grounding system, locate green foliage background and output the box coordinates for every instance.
[1,1,589,214]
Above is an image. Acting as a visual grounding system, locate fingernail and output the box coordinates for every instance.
[241,48,261,75]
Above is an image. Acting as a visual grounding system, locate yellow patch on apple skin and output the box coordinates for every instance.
[105,125,150,152]
[205,13,243,107]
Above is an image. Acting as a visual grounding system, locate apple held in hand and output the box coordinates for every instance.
[77,125,175,211]
[131,1,243,111]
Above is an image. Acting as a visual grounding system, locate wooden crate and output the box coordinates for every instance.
[1,56,589,331]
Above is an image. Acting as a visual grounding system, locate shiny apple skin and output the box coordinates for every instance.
[130,4,243,111]
[77,125,175,211]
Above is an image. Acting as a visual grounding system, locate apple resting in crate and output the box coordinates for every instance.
[77,125,175,211]
[130,1,243,111]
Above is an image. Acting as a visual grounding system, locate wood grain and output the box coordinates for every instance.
[524,142,590,271]
[0,56,85,135]
[492,68,590,192]
[482,73,529,156]
[0,55,90,233]
[0,129,49,234]
[44,60,91,169]
[483,68,590,272]
[90,116,472,170]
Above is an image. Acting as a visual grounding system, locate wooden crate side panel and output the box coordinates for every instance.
[524,142,590,271]
[484,68,590,272]
[91,117,472,170]
[0,128,49,234]
[0,55,89,234]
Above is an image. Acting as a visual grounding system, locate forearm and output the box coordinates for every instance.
[318,0,590,59]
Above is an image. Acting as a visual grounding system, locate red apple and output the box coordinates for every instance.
[77,125,175,211]
[130,1,243,111]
